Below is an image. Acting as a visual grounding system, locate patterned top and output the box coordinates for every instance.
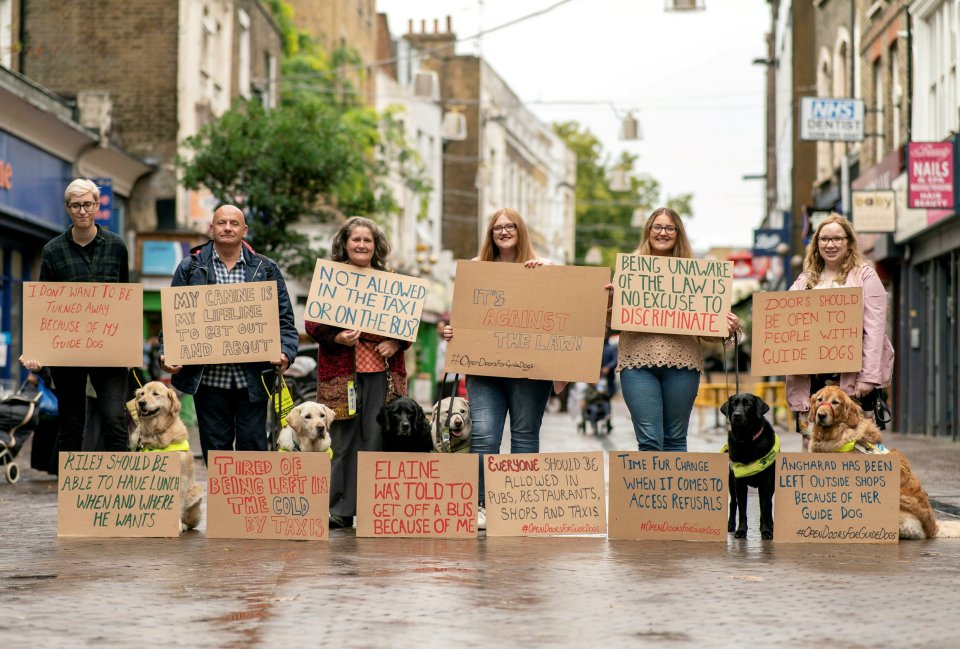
[39,225,129,283]
[616,331,704,373]
[355,333,390,374]
[200,249,248,390]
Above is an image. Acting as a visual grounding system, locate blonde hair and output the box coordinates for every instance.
[64,178,100,203]
[634,207,693,258]
[800,212,864,288]
[478,208,537,263]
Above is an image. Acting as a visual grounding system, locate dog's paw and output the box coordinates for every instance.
[734,529,748,539]
[761,530,774,540]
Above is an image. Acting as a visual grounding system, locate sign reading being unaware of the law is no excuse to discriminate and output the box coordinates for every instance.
[445,261,610,383]
[483,451,606,537]
[303,259,429,343]
[160,282,281,366]
[774,452,900,544]
[611,255,733,337]
[206,451,331,540]
[608,452,728,541]
[23,282,144,367]
[751,287,863,376]
[57,452,182,537]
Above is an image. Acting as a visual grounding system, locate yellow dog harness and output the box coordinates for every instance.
[831,439,889,454]
[139,439,191,453]
[279,446,334,459]
[722,434,780,478]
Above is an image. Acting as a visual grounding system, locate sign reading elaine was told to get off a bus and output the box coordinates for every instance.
[611,254,733,337]
[23,282,143,367]
[445,262,610,383]
[303,259,428,343]
[161,282,281,366]
[751,287,863,376]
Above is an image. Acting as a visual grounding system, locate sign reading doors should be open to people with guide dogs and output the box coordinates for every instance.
[57,451,181,537]
[160,281,282,366]
[303,259,429,343]
[206,451,331,540]
[611,255,733,337]
[23,281,143,367]
[445,261,610,383]
[608,452,728,541]
[751,287,863,376]
[483,451,606,537]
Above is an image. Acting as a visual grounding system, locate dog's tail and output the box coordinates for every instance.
[935,519,960,538]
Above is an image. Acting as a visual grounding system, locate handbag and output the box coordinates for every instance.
[36,378,58,417]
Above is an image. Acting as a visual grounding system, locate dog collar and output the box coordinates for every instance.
[278,446,334,459]
[723,434,780,478]
[140,439,191,453]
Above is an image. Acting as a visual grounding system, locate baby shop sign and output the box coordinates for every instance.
[304,260,428,342]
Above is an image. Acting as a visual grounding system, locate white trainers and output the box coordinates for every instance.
[477,506,487,531]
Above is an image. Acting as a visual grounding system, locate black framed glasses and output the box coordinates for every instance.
[817,236,848,245]
[67,201,98,213]
[651,224,677,234]
[492,223,517,234]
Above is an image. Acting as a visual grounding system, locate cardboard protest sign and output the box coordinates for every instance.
[445,262,609,383]
[611,255,733,337]
[608,452,727,541]
[356,452,478,538]
[57,452,180,537]
[774,452,900,544]
[751,287,863,376]
[206,451,331,540]
[160,282,281,366]
[303,259,428,342]
[483,452,606,536]
[23,282,143,367]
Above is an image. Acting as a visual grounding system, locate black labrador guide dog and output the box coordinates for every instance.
[377,397,434,453]
[720,393,778,540]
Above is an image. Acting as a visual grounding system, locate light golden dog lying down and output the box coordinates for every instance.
[276,401,334,456]
[809,386,960,540]
[129,381,202,531]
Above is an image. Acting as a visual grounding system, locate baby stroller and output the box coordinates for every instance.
[0,382,42,483]
[577,375,612,436]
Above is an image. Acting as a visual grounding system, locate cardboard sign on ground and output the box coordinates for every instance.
[161,282,281,366]
[608,451,728,541]
[206,451,331,540]
[445,262,610,383]
[303,259,428,342]
[773,452,900,544]
[483,451,606,536]
[23,282,143,367]
[57,452,180,537]
[611,255,733,337]
[751,287,864,376]
[356,452,478,538]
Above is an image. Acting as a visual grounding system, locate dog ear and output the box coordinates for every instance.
[719,397,731,416]
[844,400,861,428]
[286,405,301,431]
[415,403,428,431]
[756,395,770,415]
[376,405,388,430]
[323,404,336,425]
[167,387,182,416]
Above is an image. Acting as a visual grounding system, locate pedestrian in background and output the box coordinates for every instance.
[614,207,740,452]
[443,207,554,529]
[785,213,894,451]
[19,178,131,453]
[160,205,298,463]
[306,216,409,529]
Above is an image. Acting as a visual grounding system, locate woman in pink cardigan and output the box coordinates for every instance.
[785,213,894,450]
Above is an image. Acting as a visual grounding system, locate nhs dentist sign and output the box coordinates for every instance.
[800,98,864,142]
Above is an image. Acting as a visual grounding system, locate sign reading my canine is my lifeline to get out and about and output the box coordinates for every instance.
[611,255,733,337]
[302,259,429,343]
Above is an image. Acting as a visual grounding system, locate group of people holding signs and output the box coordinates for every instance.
[22,179,892,532]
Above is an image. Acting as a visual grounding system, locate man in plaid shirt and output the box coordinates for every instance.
[159,205,298,463]
[19,178,131,453]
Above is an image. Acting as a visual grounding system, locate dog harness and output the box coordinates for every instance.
[279,444,334,458]
[722,434,780,478]
[832,439,889,454]
[139,439,191,453]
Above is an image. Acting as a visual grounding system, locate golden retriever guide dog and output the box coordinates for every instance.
[276,401,335,456]
[809,386,960,539]
[129,382,202,531]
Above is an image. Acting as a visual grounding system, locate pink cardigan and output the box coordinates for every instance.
[785,264,895,412]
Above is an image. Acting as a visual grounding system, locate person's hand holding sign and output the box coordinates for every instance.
[335,329,361,347]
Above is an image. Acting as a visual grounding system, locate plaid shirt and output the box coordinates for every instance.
[200,249,248,390]
[39,225,129,283]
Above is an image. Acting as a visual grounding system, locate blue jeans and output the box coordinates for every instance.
[194,384,268,464]
[620,366,700,452]
[466,375,552,504]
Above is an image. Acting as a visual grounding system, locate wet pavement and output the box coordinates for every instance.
[3,397,960,648]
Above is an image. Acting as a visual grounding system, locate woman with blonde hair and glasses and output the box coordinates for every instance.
[443,208,552,528]
[785,213,894,450]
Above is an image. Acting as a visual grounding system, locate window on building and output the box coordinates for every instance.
[874,58,885,163]
[0,0,12,69]
[238,9,251,99]
[925,0,958,137]
[891,45,901,150]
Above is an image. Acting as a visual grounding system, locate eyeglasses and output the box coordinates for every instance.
[817,236,848,245]
[67,201,98,213]
[492,223,517,234]
[651,224,677,234]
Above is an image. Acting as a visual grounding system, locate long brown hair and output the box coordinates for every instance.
[800,212,864,288]
[330,216,392,271]
[634,207,693,258]
[477,208,537,263]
